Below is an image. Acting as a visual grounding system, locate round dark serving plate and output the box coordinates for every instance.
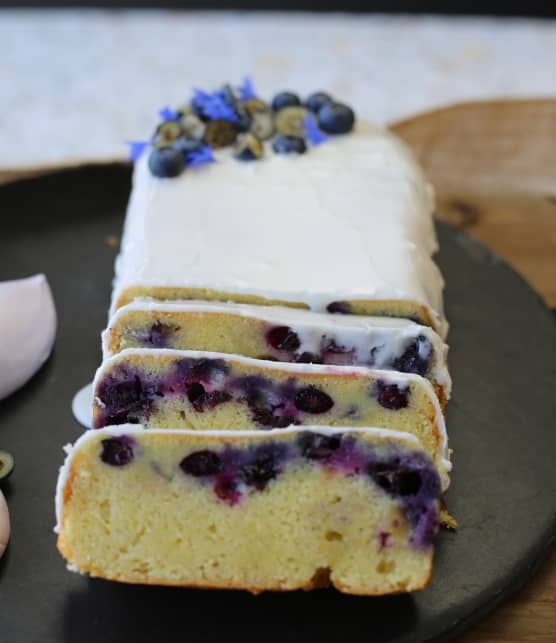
[0,164,555,643]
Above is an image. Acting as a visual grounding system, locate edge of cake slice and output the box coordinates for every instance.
[56,425,441,594]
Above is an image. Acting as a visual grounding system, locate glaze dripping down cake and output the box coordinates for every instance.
[56,426,441,594]
[57,80,452,595]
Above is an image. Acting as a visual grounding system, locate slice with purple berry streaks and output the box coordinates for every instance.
[56,425,441,594]
[92,348,450,488]
[102,300,450,407]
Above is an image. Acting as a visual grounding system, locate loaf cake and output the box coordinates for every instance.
[111,106,447,337]
[59,81,452,595]
[92,348,449,486]
[56,425,441,594]
[102,299,451,404]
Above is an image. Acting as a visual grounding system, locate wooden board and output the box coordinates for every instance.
[392,99,556,309]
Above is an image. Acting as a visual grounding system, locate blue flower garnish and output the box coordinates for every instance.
[238,76,257,101]
[185,145,216,168]
[159,106,180,122]
[192,88,238,123]
[303,113,329,146]
[125,140,150,161]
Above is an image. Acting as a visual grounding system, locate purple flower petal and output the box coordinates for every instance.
[125,140,150,161]
[192,88,238,123]
[159,106,180,122]
[185,145,216,168]
[303,113,329,146]
[238,76,257,101]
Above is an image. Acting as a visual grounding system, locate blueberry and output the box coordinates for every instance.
[305,91,333,113]
[176,358,229,384]
[241,454,279,490]
[97,372,159,425]
[154,120,182,146]
[271,91,301,111]
[326,301,352,314]
[233,133,264,161]
[317,102,355,135]
[299,432,341,459]
[179,113,206,141]
[148,147,185,178]
[137,321,174,349]
[235,107,253,133]
[100,437,135,467]
[294,352,321,364]
[251,407,295,429]
[204,119,238,148]
[266,326,301,352]
[375,381,409,411]
[371,464,422,497]
[186,382,207,412]
[294,387,334,414]
[180,450,222,477]
[392,335,431,377]
[274,106,308,136]
[213,474,241,505]
[0,450,14,481]
[186,383,232,412]
[272,135,307,155]
[249,110,275,141]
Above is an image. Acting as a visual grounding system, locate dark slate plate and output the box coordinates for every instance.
[0,164,555,643]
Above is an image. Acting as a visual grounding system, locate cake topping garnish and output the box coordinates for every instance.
[126,78,356,177]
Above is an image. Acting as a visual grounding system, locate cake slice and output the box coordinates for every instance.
[56,426,441,594]
[112,124,447,337]
[92,349,450,486]
[102,300,451,405]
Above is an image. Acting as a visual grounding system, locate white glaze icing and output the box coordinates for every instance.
[55,423,424,532]
[72,382,94,429]
[103,299,451,393]
[111,123,447,337]
[0,274,57,400]
[0,489,10,559]
[92,347,450,486]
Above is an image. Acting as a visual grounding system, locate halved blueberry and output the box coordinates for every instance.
[272,135,307,155]
[148,147,185,178]
[186,383,232,412]
[271,91,301,111]
[100,436,135,467]
[294,352,321,364]
[317,102,355,135]
[294,386,334,414]
[305,91,333,113]
[180,450,222,477]
[266,325,301,351]
[0,450,14,480]
[299,432,341,459]
[375,381,410,410]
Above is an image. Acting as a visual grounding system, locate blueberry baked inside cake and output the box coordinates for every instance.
[56,426,441,594]
[102,300,451,405]
[57,79,453,595]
